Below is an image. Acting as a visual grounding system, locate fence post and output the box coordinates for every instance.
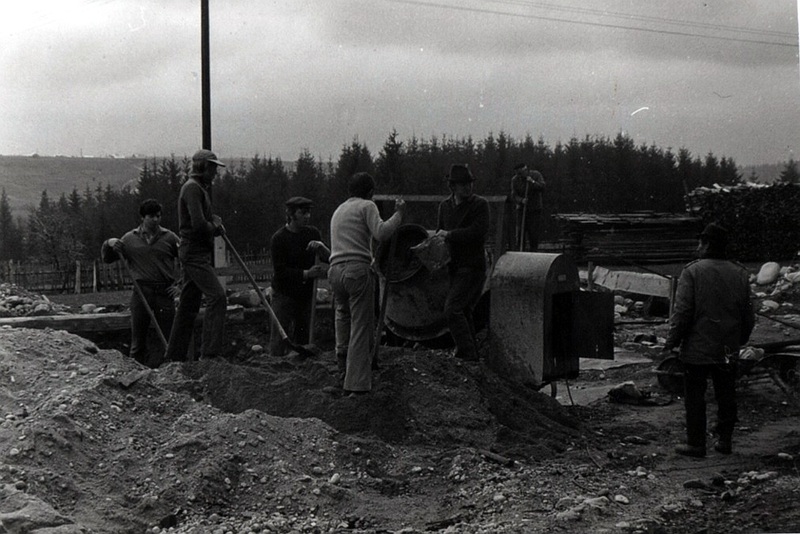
[92,259,98,293]
[74,260,81,294]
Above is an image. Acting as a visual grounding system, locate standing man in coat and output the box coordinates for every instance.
[437,164,490,362]
[269,196,330,357]
[510,163,546,251]
[664,222,755,457]
[329,172,404,396]
[165,149,228,362]
[101,198,179,367]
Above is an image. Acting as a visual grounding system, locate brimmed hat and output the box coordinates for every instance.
[192,149,226,167]
[446,164,475,184]
[285,196,313,209]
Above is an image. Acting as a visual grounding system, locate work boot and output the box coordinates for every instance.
[714,439,732,455]
[675,444,706,458]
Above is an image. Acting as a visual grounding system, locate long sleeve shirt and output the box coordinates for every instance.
[437,194,490,271]
[270,225,323,299]
[101,226,179,284]
[511,173,545,210]
[177,177,216,254]
[329,197,402,266]
[665,258,755,365]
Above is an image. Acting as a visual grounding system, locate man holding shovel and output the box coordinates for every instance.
[269,197,330,357]
[165,149,228,362]
[101,199,179,367]
[511,163,546,251]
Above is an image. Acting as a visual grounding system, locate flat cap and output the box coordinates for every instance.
[285,196,313,209]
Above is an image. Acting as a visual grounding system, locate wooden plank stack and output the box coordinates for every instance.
[554,212,702,264]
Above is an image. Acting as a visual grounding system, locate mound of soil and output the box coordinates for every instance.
[4,274,800,533]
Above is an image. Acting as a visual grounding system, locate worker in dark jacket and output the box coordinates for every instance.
[664,222,755,458]
[101,199,179,367]
[436,164,490,361]
[165,149,228,362]
[269,196,330,356]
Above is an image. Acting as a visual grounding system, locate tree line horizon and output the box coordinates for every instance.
[0,130,798,269]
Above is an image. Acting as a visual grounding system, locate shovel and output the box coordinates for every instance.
[518,178,530,251]
[122,258,168,350]
[222,234,317,358]
[308,256,322,346]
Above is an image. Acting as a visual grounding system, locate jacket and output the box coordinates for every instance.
[665,258,755,365]
[436,194,490,271]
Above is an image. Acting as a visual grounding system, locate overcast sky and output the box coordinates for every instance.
[1,0,798,167]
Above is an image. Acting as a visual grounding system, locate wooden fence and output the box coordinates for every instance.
[0,251,273,294]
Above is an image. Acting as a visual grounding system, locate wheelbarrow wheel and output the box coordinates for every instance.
[655,356,685,395]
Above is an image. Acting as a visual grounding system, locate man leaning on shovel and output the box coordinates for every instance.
[510,163,546,252]
[269,196,330,357]
[101,198,180,367]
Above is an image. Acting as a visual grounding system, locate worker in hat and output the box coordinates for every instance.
[269,196,330,357]
[329,172,405,396]
[510,163,546,251]
[101,198,179,367]
[165,149,228,362]
[436,164,490,361]
[664,222,754,458]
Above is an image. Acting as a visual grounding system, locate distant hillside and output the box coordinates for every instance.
[0,154,246,219]
[0,155,144,218]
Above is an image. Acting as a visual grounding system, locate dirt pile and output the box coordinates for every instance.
[0,325,585,533]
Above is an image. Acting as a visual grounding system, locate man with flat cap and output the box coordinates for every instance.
[436,164,490,361]
[664,222,754,458]
[165,149,228,362]
[269,196,330,356]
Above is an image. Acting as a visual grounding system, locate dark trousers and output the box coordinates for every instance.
[683,362,738,448]
[130,283,174,367]
[269,290,312,356]
[516,208,542,251]
[165,253,227,361]
[445,267,486,360]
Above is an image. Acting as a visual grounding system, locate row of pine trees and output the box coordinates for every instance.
[1,131,794,269]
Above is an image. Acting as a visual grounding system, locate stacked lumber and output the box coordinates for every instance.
[555,212,702,264]
[687,182,800,261]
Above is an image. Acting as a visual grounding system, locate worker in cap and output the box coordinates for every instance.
[664,221,754,458]
[269,196,330,357]
[436,164,490,361]
[510,162,546,251]
[164,149,228,362]
[329,172,405,395]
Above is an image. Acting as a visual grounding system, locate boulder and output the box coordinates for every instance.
[756,262,781,285]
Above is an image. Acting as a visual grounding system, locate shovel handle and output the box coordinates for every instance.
[221,234,290,341]
[123,259,168,349]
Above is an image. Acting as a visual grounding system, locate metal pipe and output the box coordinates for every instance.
[201,0,211,149]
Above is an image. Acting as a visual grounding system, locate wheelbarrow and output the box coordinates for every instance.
[655,338,800,406]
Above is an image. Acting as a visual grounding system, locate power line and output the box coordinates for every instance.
[384,0,798,48]
[486,0,796,39]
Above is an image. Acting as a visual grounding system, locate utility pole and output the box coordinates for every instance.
[201,0,211,150]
